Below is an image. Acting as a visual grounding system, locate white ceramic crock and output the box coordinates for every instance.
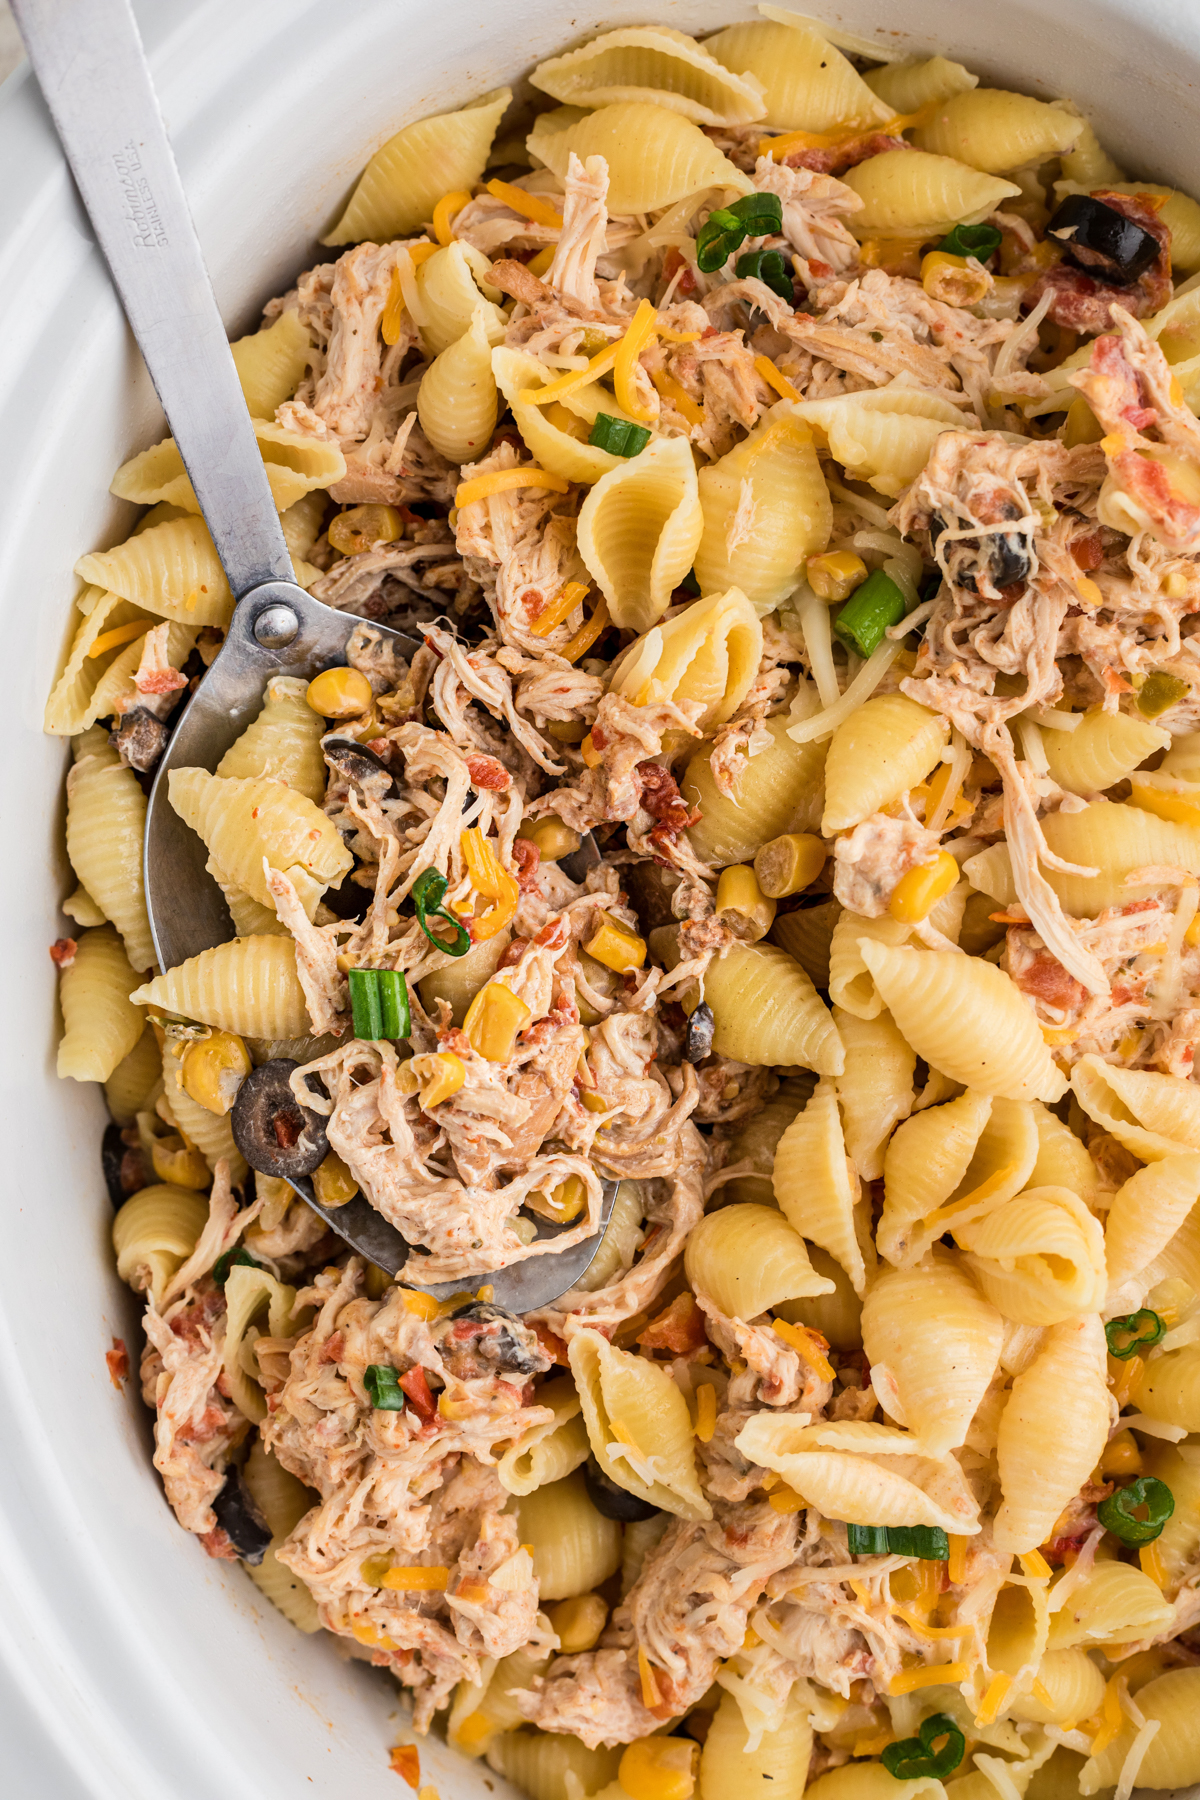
[4,2,1200,1795]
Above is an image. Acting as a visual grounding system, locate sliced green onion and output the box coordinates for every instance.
[376,969,411,1040]
[696,206,746,273]
[882,1714,965,1781]
[846,1524,890,1555]
[1106,1309,1166,1360]
[734,248,794,300]
[348,967,383,1040]
[727,192,784,237]
[1137,672,1190,719]
[363,1363,407,1410]
[1098,1475,1174,1545]
[411,868,472,958]
[846,1523,949,1558]
[937,222,1002,261]
[212,1246,260,1285]
[588,413,652,457]
[833,567,910,657]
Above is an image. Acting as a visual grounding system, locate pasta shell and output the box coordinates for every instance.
[700,1690,811,1800]
[773,1079,866,1293]
[418,307,500,465]
[1071,1052,1200,1162]
[822,693,949,832]
[230,310,312,422]
[514,1468,622,1600]
[609,587,763,729]
[1141,1440,1200,1589]
[1039,708,1168,795]
[704,19,890,131]
[487,1731,621,1800]
[531,27,766,127]
[415,242,508,356]
[112,1184,209,1306]
[66,742,155,972]
[1029,1100,1102,1202]
[111,419,345,515]
[683,715,826,868]
[776,1244,863,1354]
[863,55,978,112]
[955,1186,1107,1325]
[497,1376,588,1496]
[861,1253,1004,1456]
[770,901,839,992]
[841,148,1021,237]
[878,1090,1042,1268]
[216,674,327,804]
[827,883,967,1022]
[492,346,623,485]
[858,940,1067,1103]
[913,89,1081,172]
[86,623,197,728]
[993,1313,1110,1553]
[833,1007,915,1182]
[700,943,843,1074]
[1060,120,1125,188]
[1142,1198,1200,1297]
[211,866,289,939]
[685,1203,835,1318]
[56,925,144,1083]
[962,801,1200,915]
[1138,1345,1200,1432]
[527,102,752,214]
[718,1080,813,1207]
[45,590,155,736]
[734,1415,982,1533]
[1045,1557,1173,1650]
[75,515,234,629]
[1081,1668,1200,1794]
[222,1262,300,1423]
[569,1328,711,1520]
[132,936,312,1040]
[693,404,831,612]
[577,435,702,633]
[168,767,353,918]
[1105,1154,1200,1294]
[324,88,511,245]
[573,1180,648,1294]
[1009,1647,1105,1728]
[104,1026,162,1127]
[162,1046,248,1186]
[792,388,968,498]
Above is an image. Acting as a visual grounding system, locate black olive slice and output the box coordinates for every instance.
[442,1301,546,1376]
[101,1122,130,1208]
[211,1470,272,1565]
[230,1059,328,1180]
[683,1002,715,1064]
[584,1455,660,1522]
[989,531,1033,589]
[1047,194,1161,285]
[323,736,397,796]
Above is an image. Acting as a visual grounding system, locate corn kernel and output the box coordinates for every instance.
[312,1149,359,1209]
[753,832,826,899]
[327,503,403,557]
[181,1029,251,1115]
[888,850,959,924]
[463,981,533,1061]
[921,250,992,306]
[306,666,375,719]
[408,1051,466,1108]
[517,816,583,861]
[693,1382,717,1444]
[715,863,776,941]
[806,549,868,603]
[619,1736,697,1800]
[151,1136,210,1189]
[529,1175,587,1225]
[1100,1429,1143,1478]
[585,917,647,973]
[547,1592,608,1653]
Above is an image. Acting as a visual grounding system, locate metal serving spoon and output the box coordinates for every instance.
[16,0,616,1306]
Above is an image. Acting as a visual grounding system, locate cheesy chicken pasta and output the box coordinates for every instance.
[47,11,1200,1798]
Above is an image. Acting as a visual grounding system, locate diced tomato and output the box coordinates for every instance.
[389,1744,421,1789]
[49,937,77,968]
[532,1321,570,1366]
[637,1292,709,1356]
[399,1366,437,1421]
[105,1337,129,1388]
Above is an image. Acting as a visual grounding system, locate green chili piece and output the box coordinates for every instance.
[833,567,910,656]
[846,1524,890,1555]
[1098,1475,1175,1545]
[588,413,652,457]
[212,1246,261,1285]
[734,248,794,300]
[727,191,784,237]
[1105,1309,1166,1360]
[348,966,383,1040]
[376,969,411,1040]
[1137,672,1191,718]
[882,1714,965,1781]
[937,222,1003,261]
[411,868,472,958]
[696,206,747,272]
[363,1363,407,1410]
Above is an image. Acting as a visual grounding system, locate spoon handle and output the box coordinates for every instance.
[12,0,291,597]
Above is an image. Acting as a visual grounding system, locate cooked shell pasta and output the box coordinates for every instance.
[416,242,508,356]
[527,102,752,214]
[577,435,703,633]
[992,1312,1110,1553]
[486,1731,621,1800]
[222,1262,302,1423]
[530,27,767,127]
[1037,707,1168,795]
[735,1415,982,1532]
[770,899,839,990]
[683,714,826,867]
[1104,1153,1200,1294]
[1141,1440,1200,1588]
[833,1007,915,1182]
[1071,1051,1200,1161]
[418,307,500,465]
[805,1773,948,1800]
[963,801,1200,914]
[513,1468,622,1599]
[859,940,1067,1103]
[794,388,968,499]
[863,55,978,111]
[56,925,144,1083]
[841,148,1021,237]
[112,1184,210,1306]
[62,885,105,927]
[111,418,344,514]
[167,767,353,918]
[692,405,831,612]
[684,1203,835,1318]
[954,1186,1107,1325]
[1046,1557,1174,1649]
[704,19,890,131]
[74,515,233,628]
[568,1328,710,1520]
[913,89,1081,171]
[861,1253,1004,1455]
[698,942,843,1074]
[85,622,197,729]
[45,590,155,736]
[879,1091,1038,1267]
[572,1180,647,1294]
[1081,1667,1200,1793]
[216,674,326,803]
[826,883,967,1022]
[213,868,289,939]
[1029,1099,1102,1201]
[1008,1646,1105,1727]
[132,936,311,1039]
[104,1025,162,1127]
[609,586,763,729]
[241,1439,320,1633]
[324,87,511,244]
[1137,1344,1200,1430]
[162,1046,248,1184]
[497,1378,589,1496]
[776,1244,863,1353]
[491,347,624,485]
[230,309,312,422]
[699,1689,811,1800]
[66,735,154,972]
[1059,117,1125,187]
[823,693,950,833]
[773,1079,866,1293]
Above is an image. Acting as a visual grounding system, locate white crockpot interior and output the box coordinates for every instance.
[3,1,1200,1794]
